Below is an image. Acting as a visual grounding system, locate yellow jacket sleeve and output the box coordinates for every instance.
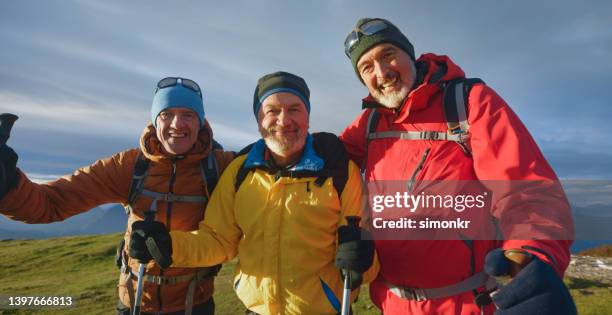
[170,156,245,267]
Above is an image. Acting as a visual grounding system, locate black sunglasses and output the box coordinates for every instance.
[344,19,389,57]
[155,77,202,97]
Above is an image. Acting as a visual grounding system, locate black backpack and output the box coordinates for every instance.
[234,132,349,198]
[363,78,484,170]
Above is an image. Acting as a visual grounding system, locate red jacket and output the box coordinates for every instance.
[340,53,573,314]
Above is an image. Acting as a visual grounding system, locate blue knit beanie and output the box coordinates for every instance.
[151,83,205,128]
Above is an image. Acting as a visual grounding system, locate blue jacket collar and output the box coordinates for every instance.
[244,134,324,172]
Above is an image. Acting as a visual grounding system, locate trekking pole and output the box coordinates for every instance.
[340,216,361,315]
[0,113,18,195]
[133,210,155,315]
[0,113,18,145]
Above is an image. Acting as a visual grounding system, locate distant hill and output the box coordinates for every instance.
[0,234,610,314]
[0,204,127,240]
[571,203,612,253]
[2,202,610,255]
[577,244,612,258]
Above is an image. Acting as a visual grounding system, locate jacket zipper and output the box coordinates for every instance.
[166,161,178,228]
[158,160,178,312]
[407,148,431,193]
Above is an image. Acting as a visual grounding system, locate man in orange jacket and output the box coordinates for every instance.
[0,77,234,314]
[340,18,576,314]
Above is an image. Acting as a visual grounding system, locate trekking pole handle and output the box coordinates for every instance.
[0,113,18,145]
[143,210,155,223]
[133,210,156,315]
[346,216,361,229]
[340,216,361,315]
[343,215,361,275]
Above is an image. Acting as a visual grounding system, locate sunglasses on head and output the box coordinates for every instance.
[155,77,202,97]
[344,19,389,57]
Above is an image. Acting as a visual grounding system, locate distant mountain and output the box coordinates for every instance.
[570,204,612,253]
[0,204,127,239]
[572,204,612,240]
[2,202,610,254]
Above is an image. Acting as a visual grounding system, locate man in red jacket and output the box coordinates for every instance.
[340,18,576,314]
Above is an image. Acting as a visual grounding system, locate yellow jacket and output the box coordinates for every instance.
[171,136,379,315]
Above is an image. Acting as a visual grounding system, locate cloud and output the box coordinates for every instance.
[0,91,147,139]
[1,0,611,179]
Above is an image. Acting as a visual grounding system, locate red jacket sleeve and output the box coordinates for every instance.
[467,84,573,276]
[339,109,371,168]
[0,150,135,223]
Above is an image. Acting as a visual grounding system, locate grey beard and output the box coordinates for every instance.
[259,127,307,158]
[372,85,411,109]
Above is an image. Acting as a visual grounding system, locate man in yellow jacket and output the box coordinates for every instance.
[129,71,379,315]
[0,77,235,314]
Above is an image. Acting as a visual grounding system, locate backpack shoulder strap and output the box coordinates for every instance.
[442,78,484,135]
[363,109,381,171]
[200,152,220,197]
[442,78,484,155]
[127,151,151,209]
[311,132,349,198]
[234,142,257,192]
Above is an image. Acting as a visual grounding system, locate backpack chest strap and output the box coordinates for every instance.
[367,130,468,143]
[140,189,208,203]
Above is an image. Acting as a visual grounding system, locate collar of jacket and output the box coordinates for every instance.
[139,119,214,164]
[361,53,467,123]
[244,133,324,172]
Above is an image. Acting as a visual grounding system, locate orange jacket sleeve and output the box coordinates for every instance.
[0,149,136,223]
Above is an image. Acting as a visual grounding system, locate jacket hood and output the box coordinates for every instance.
[139,119,214,163]
[362,53,466,122]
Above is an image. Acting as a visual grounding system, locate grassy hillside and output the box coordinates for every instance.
[0,234,609,314]
[577,244,612,258]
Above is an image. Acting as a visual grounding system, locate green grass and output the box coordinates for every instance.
[0,234,610,314]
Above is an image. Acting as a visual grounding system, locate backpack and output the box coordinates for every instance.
[363,77,484,170]
[125,150,220,217]
[116,146,223,312]
[234,132,349,199]
[362,78,487,297]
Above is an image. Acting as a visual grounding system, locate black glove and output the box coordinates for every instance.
[129,220,173,269]
[485,248,577,315]
[0,144,19,199]
[335,224,375,290]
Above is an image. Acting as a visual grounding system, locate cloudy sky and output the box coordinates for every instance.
[1,0,611,180]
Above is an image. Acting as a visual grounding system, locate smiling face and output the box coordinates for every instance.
[357,43,417,109]
[257,92,309,165]
[155,107,200,155]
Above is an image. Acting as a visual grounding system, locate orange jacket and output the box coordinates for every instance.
[0,121,234,313]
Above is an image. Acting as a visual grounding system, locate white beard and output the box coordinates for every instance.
[370,61,417,109]
[371,84,410,109]
[259,127,307,158]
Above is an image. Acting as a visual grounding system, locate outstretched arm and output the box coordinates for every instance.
[0,149,135,223]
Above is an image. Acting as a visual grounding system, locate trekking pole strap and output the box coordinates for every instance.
[385,271,497,301]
